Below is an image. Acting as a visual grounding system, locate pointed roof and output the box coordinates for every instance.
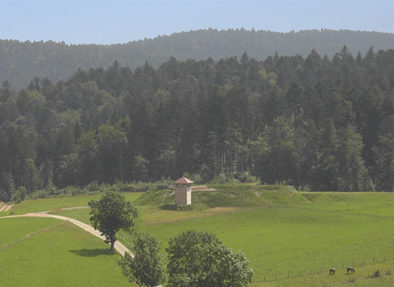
[174,176,194,184]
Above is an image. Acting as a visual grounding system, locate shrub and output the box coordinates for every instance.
[160,204,178,211]
[209,172,239,185]
[117,181,154,192]
[46,183,57,195]
[164,203,210,211]
[183,172,204,184]
[157,183,169,190]
[235,171,258,183]
[29,189,49,199]
[13,186,27,203]
[85,181,100,192]
[0,189,9,202]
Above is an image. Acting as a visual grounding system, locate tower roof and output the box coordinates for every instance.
[174,176,194,184]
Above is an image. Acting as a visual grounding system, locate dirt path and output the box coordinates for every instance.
[0,212,132,258]
[60,206,89,211]
[0,204,13,212]
[1,211,163,287]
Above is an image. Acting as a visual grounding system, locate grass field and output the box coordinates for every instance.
[2,187,394,286]
[50,189,394,286]
[257,260,394,287]
[0,192,143,216]
[140,201,394,282]
[0,217,133,287]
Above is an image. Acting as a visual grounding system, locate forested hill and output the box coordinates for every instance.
[1,47,394,201]
[2,29,394,90]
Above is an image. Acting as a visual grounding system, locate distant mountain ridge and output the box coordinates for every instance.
[1,28,394,90]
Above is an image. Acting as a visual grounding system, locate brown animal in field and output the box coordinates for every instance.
[330,267,335,275]
[347,267,355,273]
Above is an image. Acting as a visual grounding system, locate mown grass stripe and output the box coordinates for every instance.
[0,222,66,252]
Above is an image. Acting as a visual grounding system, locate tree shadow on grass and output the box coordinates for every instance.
[160,204,177,210]
[69,248,114,257]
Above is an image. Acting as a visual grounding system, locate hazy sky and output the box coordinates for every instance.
[0,0,393,45]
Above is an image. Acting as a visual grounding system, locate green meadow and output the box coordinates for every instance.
[0,192,143,216]
[0,217,133,287]
[140,200,394,282]
[2,186,394,286]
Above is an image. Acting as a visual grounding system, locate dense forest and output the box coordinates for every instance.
[0,46,394,201]
[1,29,394,90]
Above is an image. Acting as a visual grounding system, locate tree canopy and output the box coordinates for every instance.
[120,232,165,287]
[166,230,253,287]
[1,47,394,197]
[1,29,394,90]
[88,191,138,250]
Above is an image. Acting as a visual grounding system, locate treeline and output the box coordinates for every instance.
[1,29,394,90]
[1,46,394,201]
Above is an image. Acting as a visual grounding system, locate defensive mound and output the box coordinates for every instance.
[135,184,308,208]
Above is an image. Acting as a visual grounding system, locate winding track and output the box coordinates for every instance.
[0,212,133,257]
[1,210,163,287]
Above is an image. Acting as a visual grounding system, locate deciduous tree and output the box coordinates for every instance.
[89,191,138,250]
[167,230,253,287]
[120,232,165,287]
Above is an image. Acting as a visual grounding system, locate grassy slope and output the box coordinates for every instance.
[135,184,308,208]
[0,217,132,287]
